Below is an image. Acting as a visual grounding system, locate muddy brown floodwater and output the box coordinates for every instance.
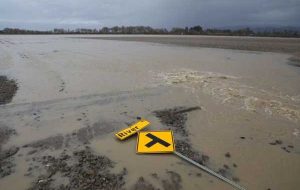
[0,35,299,190]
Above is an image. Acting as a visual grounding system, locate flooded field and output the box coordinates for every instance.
[0,35,300,190]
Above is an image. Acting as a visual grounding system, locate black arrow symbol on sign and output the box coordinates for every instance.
[145,133,171,148]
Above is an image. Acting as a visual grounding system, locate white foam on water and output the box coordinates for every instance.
[157,69,300,123]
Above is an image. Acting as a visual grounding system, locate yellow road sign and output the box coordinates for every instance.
[136,131,175,153]
[115,119,150,140]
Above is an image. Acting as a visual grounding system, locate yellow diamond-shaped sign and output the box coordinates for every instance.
[136,131,175,153]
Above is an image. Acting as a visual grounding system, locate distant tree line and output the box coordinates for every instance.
[0,25,299,37]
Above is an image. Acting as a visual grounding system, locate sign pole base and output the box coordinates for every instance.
[174,151,246,190]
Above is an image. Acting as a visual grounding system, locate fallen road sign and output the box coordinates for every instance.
[136,131,175,153]
[115,119,150,140]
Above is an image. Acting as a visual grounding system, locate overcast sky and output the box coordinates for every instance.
[0,0,299,30]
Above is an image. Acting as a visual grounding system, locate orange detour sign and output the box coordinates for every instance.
[115,119,150,140]
[136,131,175,153]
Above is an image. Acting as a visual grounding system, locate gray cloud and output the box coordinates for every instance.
[0,0,299,30]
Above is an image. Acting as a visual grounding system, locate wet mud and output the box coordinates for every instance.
[0,125,19,178]
[132,177,157,190]
[27,148,127,190]
[0,76,18,105]
[0,147,20,178]
[0,125,17,146]
[161,171,182,190]
[132,170,183,190]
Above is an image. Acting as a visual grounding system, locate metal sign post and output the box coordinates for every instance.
[174,151,246,190]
